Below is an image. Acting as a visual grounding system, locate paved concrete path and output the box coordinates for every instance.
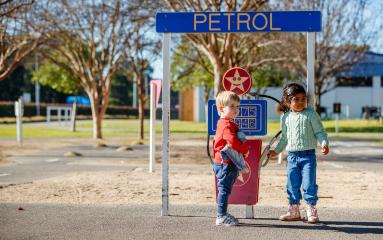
[1,204,382,240]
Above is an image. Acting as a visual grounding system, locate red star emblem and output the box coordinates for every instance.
[233,161,251,187]
[222,67,252,95]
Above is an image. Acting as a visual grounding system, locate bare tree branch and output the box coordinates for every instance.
[275,0,380,112]
[34,0,138,139]
[165,0,272,95]
[0,1,43,81]
[0,0,34,18]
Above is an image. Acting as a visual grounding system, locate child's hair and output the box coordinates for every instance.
[216,91,240,113]
[279,83,307,112]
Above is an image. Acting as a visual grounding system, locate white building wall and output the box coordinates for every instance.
[321,86,373,118]
[372,76,382,108]
[262,78,383,120]
[262,87,284,120]
[194,86,206,122]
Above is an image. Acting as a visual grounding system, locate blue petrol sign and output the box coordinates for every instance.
[208,99,267,136]
[156,11,321,33]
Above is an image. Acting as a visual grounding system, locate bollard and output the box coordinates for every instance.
[335,113,339,134]
[149,83,156,173]
[14,97,23,146]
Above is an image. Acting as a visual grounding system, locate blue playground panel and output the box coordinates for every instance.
[207,99,267,136]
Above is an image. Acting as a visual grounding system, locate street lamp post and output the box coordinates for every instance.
[35,54,40,116]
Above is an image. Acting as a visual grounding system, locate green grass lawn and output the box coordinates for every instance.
[0,119,381,139]
[323,119,383,132]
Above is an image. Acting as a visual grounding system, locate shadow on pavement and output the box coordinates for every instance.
[238,221,383,235]
[169,214,215,219]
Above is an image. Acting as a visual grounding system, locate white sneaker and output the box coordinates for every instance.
[307,205,319,223]
[279,204,301,221]
[216,213,239,226]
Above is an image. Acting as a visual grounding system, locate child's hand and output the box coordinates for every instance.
[267,150,278,159]
[321,145,329,155]
[241,165,250,174]
[244,150,250,158]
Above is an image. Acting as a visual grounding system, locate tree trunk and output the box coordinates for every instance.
[137,73,145,140]
[314,84,321,114]
[213,63,225,96]
[89,93,103,139]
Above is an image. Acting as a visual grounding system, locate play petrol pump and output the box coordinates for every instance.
[156,11,321,216]
[208,67,266,207]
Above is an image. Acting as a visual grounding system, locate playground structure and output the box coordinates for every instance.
[46,105,72,125]
[156,11,321,216]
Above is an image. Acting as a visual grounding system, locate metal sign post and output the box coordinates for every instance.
[161,33,171,216]
[307,32,316,108]
[156,11,322,217]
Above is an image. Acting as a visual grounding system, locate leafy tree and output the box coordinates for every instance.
[171,36,213,103]
[251,65,296,94]
[0,64,70,103]
[31,63,80,94]
[34,0,138,139]
[109,69,133,106]
[124,1,161,140]
[0,0,43,81]
[165,1,287,95]
[275,0,382,111]
[171,36,292,101]
[0,65,32,100]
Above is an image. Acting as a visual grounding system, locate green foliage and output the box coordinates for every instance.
[109,70,133,106]
[251,65,296,92]
[0,65,33,101]
[171,37,295,95]
[172,64,214,92]
[32,63,81,94]
[171,37,213,92]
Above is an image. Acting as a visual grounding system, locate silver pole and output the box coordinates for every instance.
[149,83,156,173]
[133,81,137,108]
[306,32,316,108]
[335,113,339,134]
[15,97,23,146]
[161,33,171,216]
[35,54,40,116]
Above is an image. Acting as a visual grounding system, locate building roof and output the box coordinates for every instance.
[339,52,383,77]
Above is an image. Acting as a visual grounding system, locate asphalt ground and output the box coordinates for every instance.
[1,137,382,239]
[1,203,382,240]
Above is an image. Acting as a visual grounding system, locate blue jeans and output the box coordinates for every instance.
[286,149,318,206]
[213,163,239,216]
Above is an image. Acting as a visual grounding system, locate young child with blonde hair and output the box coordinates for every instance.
[212,91,249,226]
